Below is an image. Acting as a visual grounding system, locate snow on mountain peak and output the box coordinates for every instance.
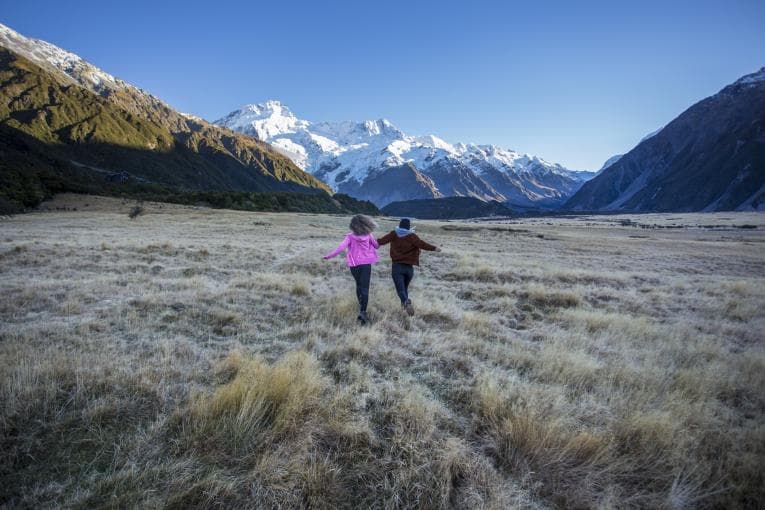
[0,22,125,96]
[179,112,204,122]
[242,100,294,118]
[734,67,765,86]
[215,100,308,141]
[214,100,589,198]
[414,135,455,152]
[363,119,383,134]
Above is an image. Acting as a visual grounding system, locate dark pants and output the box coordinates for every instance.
[349,264,372,312]
[391,263,414,304]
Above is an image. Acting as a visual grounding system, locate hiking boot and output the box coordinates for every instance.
[404,299,414,316]
[358,310,369,325]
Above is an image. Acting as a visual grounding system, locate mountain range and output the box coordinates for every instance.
[215,102,594,208]
[215,67,765,214]
[0,20,762,216]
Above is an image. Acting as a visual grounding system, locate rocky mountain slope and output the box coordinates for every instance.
[0,23,331,211]
[215,101,593,208]
[566,68,765,212]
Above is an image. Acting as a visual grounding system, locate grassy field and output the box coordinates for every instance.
[1,194,764,509]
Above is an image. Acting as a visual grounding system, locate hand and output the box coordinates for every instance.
[322,256,329,260]
[435,247,442,252]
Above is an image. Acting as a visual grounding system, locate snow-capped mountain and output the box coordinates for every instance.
[216,101,594,207]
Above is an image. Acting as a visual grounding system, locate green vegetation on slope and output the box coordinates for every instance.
[0,124,378,215]
[120,189,380,215]
[382,196,513,219]
[0,47,344,213]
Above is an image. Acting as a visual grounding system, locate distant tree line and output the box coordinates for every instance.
[0,167,379,216]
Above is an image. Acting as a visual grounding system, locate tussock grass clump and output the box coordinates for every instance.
[205,309,243,335]
[185,247,210,261]
[460,310,495,337]
[723,297,759,321]
[523,283,581,309]
[321,326,386,370]
[548,267,629,287]
[377,387,442,440]
[446,255,501,282]
[1,348,163,506]
[537,341,602,388]
[174,353,516,508]
[471,374,688,508]
[139,241,177,255]
[254,271,312,296]
[316,294,364,326]
[558,308,629,333]
[364,386,512,508]
[185,350,328,458]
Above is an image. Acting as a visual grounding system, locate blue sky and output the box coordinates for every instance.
[3,0,764,169]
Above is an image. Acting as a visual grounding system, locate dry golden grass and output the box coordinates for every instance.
[1,194,764,508]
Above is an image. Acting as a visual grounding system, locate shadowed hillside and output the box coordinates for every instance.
[0,125,378,215]
[0,47,336,211]
[382,196,513,219]
[566,67,765,212]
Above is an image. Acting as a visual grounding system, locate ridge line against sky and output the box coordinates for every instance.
[2,0,764,170]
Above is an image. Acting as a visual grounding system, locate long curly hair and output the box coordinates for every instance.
[349,214,377,235]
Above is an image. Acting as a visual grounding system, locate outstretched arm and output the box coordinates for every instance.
[377,231,395,246]
[323,235,350,259]
[412,235,438,251]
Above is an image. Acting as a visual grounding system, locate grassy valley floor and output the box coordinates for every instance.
[1,195,764,508]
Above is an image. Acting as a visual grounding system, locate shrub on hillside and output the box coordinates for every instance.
[128,205,144,219]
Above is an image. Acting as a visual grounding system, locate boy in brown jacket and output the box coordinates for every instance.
[377,218,440,316]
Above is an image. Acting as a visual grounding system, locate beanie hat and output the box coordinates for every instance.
[399,218,411,230]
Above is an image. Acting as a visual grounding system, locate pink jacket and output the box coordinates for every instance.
[324,233,379,267]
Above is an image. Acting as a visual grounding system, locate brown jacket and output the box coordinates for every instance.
[377,231,436,266]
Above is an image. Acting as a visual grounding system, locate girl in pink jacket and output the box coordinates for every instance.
[323,214,379,325]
